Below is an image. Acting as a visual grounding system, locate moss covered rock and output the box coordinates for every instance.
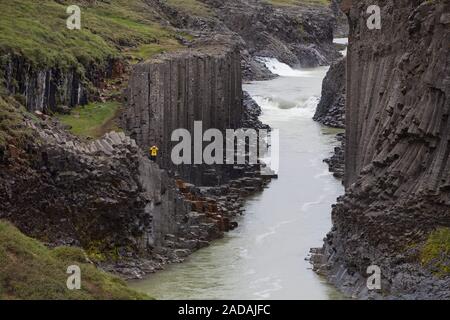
[421,228,450,276]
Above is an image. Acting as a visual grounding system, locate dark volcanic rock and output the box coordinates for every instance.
[315,57,346,180]
[203,0,341,69]
[0,53,124,114]
[241,91,270,131]
[124,42,241,185]
[330,0,349,37]
[313,0,450,299]
[314,57,346,129]
[241,50,277,81]
[0,118,168,254]
[153,0,342,80]
[324,132,345,180]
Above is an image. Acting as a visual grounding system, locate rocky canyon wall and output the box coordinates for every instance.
[314,0,450,299]
[151,0,343,80]
[314,57,346,180]
[202,0,340,68]
[0,113,173,256]
[314,57,346,129]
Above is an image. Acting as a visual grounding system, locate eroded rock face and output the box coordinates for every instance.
[331,0,349,37]
[324,132,345,180]
[314,0,450,299]
[153,0,343,79]
[241,91,270,131]
[0,119,167,254]
[202,0,341,68]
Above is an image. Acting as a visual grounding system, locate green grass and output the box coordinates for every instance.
[421,227,450,276]
[128,41,184,62]
[265,0,331,6]
[57,101,122,139]
[0,221,149,300]
[0,0,185,70]
[166,0,214,17]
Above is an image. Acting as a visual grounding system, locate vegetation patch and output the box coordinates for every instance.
[128,41,184,62]
[420,227,450,276]
[265,0,331,6]
[57,101,122,139]
[0,221,149,300]
[0,96,33,148]
[166,0,214,17]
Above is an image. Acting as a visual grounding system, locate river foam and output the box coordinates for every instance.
[257,57,312,77]
[252,95,319,119]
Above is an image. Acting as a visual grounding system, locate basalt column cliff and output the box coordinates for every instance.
[314,0,450,299]
[123,43,252,186]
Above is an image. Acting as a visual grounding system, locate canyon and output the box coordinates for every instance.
[3,0,314,281]
[0,0,448,300]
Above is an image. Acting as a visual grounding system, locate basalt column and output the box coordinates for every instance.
[123,45,244,185]
[314,0,450,299]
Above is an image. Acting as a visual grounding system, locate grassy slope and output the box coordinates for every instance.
[0,221,149,300]
[0,0,184,69]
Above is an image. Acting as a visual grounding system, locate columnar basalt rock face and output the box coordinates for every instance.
[1,54,87,113]
[0,54,122,113]
[314,0,450,299]
[123,44,244,185]
[315,57,346,180]
[314,57,346,129]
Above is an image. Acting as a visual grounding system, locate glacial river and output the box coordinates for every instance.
[130,57,346,300]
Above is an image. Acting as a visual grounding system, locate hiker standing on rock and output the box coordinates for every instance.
[149,145,159,162]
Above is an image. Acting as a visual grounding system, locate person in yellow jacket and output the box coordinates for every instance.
[149,145,159,162]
